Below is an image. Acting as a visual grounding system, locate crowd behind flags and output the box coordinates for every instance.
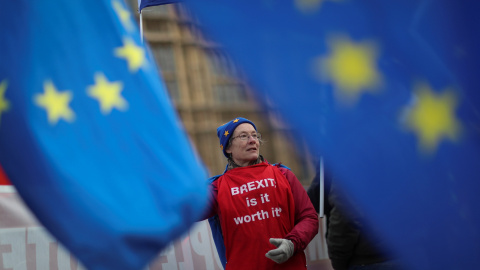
[186,0,480,269]
[0,1,207,269]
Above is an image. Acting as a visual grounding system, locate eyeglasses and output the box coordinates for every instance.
[231,132,262,141]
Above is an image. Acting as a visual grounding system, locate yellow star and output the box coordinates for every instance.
[317,36,382,105]
[233,118,239,123]
[87,73,128,114]
[35,81,75,125]
[0,80,11,125]
[114,38,146,72]
[224,130,229,137]
[404,82,461,154]
[112,0,134,32]
[220,144,224,149]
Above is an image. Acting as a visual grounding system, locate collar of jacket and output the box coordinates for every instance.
[226,155,265,171]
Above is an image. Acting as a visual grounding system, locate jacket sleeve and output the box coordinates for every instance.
[203,177,227,268]
[281,167,319,253]
[306,171,320,213]
[325,181,360,270]
[199,178,219,221]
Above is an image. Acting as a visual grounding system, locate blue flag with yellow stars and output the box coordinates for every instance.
[0,0,207,269]
[187,0,480,269]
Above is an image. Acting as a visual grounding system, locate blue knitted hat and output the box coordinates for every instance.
[217,117,257,157]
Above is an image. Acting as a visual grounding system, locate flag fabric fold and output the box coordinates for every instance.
[0,1,207,269]
[138,0,179,12]
[187,1,480,269]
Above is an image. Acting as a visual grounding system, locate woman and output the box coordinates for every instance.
[203,117,319,269]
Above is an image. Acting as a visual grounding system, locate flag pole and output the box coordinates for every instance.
[319,157,324,218]
[139,10,144,43]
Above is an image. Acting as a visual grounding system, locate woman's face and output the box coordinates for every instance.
[226,123,260,167]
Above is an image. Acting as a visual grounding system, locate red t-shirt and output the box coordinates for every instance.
[216,162,307,269]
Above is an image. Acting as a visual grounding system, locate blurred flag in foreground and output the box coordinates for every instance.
[138,0,179,12]
[0,0,207,269]
[188,0,480,269]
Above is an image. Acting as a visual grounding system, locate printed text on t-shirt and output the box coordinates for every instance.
[230,178,276,196]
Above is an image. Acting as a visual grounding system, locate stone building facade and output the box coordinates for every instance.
[128,2,314,183]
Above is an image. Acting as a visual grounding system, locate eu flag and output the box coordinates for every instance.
[0,1,207,269]
[187,1,480,269]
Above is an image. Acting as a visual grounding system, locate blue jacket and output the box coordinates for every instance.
[207,173,227,268]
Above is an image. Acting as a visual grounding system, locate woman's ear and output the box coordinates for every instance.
[226,146,232,154]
